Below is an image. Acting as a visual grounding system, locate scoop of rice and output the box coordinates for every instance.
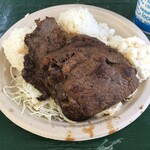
[2,27,34,71]
[58,7,115,44]
[58,7,99,35]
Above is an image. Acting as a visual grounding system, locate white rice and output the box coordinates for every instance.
[58,7,115,44]
[2,27,35,71]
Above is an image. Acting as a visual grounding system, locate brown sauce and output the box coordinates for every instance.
[82,125,95,137]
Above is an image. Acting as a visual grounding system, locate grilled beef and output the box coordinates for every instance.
[22,17,139,121]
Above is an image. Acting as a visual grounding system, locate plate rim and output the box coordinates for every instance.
[0,4,150,141]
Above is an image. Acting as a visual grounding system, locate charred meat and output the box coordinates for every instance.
[22,17,139,121]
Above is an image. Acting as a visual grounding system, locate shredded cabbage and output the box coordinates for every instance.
[3,67,76,124]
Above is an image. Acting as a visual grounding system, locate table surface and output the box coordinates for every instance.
[0,0,150,150]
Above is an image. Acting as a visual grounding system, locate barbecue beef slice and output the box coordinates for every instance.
[22,17,139,121]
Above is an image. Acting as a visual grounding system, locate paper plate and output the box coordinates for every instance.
[0,4,150,141]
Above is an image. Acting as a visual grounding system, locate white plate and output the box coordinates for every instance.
[0,4,150,141]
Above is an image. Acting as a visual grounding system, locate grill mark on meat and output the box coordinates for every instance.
[22,17,139,121]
